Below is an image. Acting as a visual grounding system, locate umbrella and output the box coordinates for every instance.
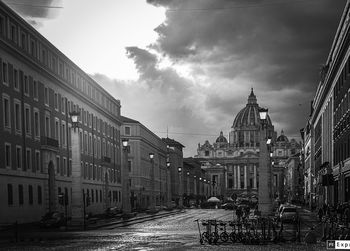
[207,197,221,203]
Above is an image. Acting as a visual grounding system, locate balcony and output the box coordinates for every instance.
[41,136,59,151]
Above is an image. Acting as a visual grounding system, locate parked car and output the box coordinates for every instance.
[279,206,298,223]
[105,207,122,218]
[39,212,65,228]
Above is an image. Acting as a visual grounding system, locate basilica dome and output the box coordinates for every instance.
[216,131,228,143]
[276,130,289,142]
[232,88,272,129]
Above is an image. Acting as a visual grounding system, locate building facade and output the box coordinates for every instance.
[303,0,350,208]
[0,1,122,223]
[183,157,210,206]
[162,137,185,206]
[121,116,168,210]
[271,131,301,200]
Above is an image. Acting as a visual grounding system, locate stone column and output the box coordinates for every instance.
[244,165,247,189]
[150,159,156,210]
[237,165,241,189]
[179,171,183,207]
[258,127,273,216]
[122,147,131,214]
[69,128,83,229]
[253,165,257,189]
[233,165,237,189]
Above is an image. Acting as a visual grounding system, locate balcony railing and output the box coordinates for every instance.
[41,136,59,149]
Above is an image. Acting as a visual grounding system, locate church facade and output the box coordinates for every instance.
[195,89,300,201]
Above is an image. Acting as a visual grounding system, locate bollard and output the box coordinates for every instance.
[279,220,284,241]
[297,217,301,242]
[14,221,18,243]
[323,220,329,241]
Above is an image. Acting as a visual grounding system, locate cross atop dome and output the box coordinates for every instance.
[248,87,257,104]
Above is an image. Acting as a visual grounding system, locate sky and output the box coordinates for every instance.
[3,0,347,157]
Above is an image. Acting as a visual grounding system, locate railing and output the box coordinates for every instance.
[41,137,59,148]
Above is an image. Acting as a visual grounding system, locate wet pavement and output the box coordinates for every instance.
[0,209,326,250]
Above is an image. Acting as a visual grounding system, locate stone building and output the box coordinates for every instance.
[195,89,300,201]
[121,116,168,210]
[301,0,350,208]
[0,1,122,223]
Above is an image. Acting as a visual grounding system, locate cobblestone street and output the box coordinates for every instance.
[0,209,326,250]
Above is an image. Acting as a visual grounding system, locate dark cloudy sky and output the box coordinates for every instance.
[5,0,347,156]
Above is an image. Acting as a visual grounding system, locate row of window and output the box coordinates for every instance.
[83,188,121,204]
[1,59,121,146]
[81,162,120,183]
[2,93,121,159]
[334,134,350,165]
[79,130,120,160]
[7,184,42,206]
[334,89,350,126]
[0,11,120,117]
[4,143,42,172]
[227,178,258,189]
[2,93,41,137]
[334,55,350,103]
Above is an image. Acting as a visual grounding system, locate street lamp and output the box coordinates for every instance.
[70,111,80,131]
[122,138,128,147]
[258,107,273,216]
[166,161,171,207]
[149,153,155,210]
[122,138,131,215]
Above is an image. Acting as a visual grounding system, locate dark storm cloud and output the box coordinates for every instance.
[125,46,190,94]
[3,0,62,27]
[145,0,346,142]
[149,0,345,88]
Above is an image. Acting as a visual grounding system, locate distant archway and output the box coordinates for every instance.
[48,161,56,212]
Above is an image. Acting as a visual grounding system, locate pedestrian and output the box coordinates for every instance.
[318,207,324,222]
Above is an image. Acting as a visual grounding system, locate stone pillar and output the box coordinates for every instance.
[237,165,241,189]
[244,165,247,189]
[167,168,171,208]
[253,165,257,189]
[179,171,183,207]
[122,147,131,214]
[69,128,83,229]
[258,127,273,216]
[150,159,156,210]
[233,165,237,189]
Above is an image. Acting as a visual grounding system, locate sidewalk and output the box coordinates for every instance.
[0,209,185,244]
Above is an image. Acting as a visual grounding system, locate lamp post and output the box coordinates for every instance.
[199,177,202,199]
[149,153,156,210]
[122,139,131,215]
[68,111,85,229]
[166,161,171,208]
[178,167,183,207]
[258,107,273,216]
